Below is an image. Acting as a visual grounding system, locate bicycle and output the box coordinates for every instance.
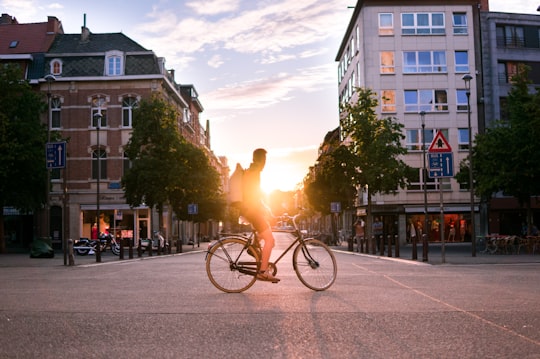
[205,213,337,293]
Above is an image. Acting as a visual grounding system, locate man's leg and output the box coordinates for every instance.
[258,227,275,272]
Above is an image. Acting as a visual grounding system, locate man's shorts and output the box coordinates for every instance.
[242,208,270,233]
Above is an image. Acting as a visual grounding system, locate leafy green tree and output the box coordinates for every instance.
[339,87,414,241]
[168,141,225,223]
[122,95,180,228]
[457,64,540,233]
[0,65,48,253]
[122,95,225,229]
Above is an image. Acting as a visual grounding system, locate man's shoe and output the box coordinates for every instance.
[257,270,280,283]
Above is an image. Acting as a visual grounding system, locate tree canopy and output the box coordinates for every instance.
[0,64,48,252]
[122,95,224,226]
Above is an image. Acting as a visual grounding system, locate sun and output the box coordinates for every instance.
[260,162,302,194]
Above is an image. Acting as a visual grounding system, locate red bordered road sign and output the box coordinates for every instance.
[428,130,452,152]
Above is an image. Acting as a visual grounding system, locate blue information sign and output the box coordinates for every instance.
[188,203,198,215]
[46,141,66,169]
[428,153,454,178]
[330,202,341,213]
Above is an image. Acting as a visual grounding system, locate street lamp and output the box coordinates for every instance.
[44,74,56,240]
[94,112,103,263]
[462,74,476,257]
[420,111,428,262]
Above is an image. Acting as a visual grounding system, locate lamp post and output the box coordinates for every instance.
[462,74,476,257]
[44,74,56,240]
[420,111,429,262]
[94,112,102,263]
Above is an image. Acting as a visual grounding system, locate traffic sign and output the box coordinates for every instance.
[46,141,66,169]
[428,131,452,152]
[188,203,198,215]
[330,202,341,213]
[428,152,454,178]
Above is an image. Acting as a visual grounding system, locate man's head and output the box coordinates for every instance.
[253,148,267,167]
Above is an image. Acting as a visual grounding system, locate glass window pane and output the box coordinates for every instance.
[402,14,414,27]
[432,13,444,26]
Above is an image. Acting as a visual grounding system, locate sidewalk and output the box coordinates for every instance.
[332,241,540,265]
[0,241,207,268]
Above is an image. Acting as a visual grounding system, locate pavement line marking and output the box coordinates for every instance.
[353,263,540,348]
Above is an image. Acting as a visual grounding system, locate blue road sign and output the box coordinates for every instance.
[188,203,198,215]
[330,202,341,213]
[46,141,66,169]
[428,152,454,178]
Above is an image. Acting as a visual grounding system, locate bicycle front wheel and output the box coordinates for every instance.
[293,238,337,291]
[206,237,260,293]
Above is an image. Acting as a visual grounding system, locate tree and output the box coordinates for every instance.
[122,95,225,230]
[457,64,540,234]
[339,87,414,242]
[0,64,48,253]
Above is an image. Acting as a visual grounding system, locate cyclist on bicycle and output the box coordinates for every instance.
[241,148,280,283]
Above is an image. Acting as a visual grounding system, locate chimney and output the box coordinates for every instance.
[46,16,63,34]
[0,13,18,25]
[81,13,90,42]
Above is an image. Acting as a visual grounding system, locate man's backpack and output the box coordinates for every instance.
[228,163,244,208]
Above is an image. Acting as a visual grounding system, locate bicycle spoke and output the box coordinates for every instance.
[293,239,337,291]
[206,237,259,293]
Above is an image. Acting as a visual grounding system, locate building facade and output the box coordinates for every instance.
[336,0,489,243]
[479,11,540,234]
[1,15,226,250]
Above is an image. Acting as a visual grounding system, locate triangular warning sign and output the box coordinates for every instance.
[428,130,452,152]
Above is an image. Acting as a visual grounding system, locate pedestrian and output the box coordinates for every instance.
[241,148,280,283]
[409,219,416,244]
[354,218,365,252]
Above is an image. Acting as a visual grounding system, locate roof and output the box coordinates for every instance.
[0,16,62,54]
[48,32,148,53]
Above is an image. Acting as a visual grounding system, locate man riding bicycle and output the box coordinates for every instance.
[241,148,280,283]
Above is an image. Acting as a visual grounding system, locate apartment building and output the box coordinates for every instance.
[1,14,224,250]
[336,0,488,243]
[480,11,540,234]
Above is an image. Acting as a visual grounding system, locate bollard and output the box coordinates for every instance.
[177,238,182,253]
[379,236,385,256]
[128,238,133,259]
[387,234,392,257]
[371,236,376,255]
[137,239,142,258]
[148,240,152,257]
[68,238,75,266]
[395,235,400,258]
[119,238,124,260]
[422,233,429,262]
[157,240,161,256]
[168,239,172,254]
[348,235,354,252]
[412,233,418,260]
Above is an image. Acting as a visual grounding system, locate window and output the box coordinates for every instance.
[92,149,107,180]
[380,52,395,74]
[452,13,468,34]
[406,128,448,151]
[497,25,524,48]
[381,90,396,112]
[458,128,469,150]
[404,90,448,112]
[105,51,124,76]
[407,168,437,191]
[403,51,446,73]
[50,59,62,75]
[454,51,469,73]
[91,97,107,127]
[498,61,519,84]
[122,97,138,127]
[379,13,394,35]
[183,108,191,124]
[456,89,469,111]
[51,98,61,129]
[9,40,18,48]
[402,13,445,35]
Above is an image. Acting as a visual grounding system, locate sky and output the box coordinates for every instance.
[3,0,538,193]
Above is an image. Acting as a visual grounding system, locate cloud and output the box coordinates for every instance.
[208,54,224,69]
[185,0,241,16]
[135,0,348,68]
[205,64,336,111]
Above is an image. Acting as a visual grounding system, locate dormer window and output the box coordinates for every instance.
[9,40,18,48]
[105,50,124,76]
[50,59,62,75]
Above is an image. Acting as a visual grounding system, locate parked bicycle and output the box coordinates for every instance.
[205,213,337,293]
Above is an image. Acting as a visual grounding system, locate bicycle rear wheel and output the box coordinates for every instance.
[206,237,260,293]
[293,238,337,291]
